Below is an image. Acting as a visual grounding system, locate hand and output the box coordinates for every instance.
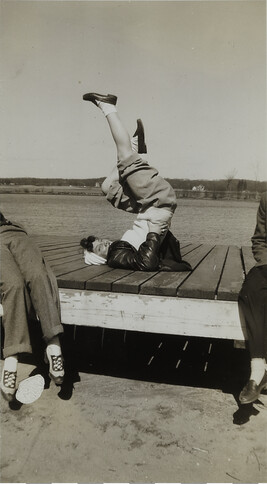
[148,221,168,235]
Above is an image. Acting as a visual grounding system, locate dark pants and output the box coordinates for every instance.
[1,228,63,358]
[238,265,267,359]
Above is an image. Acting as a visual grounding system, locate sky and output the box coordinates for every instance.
[1,0,266,181]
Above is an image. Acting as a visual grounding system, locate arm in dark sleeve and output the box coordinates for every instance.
[108,233,161,271]
[251,193,267,265]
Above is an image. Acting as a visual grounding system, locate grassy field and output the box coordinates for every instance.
[0,184,261,200]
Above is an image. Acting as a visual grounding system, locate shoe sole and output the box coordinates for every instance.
[16,374,45,404]
[1,388,16,402]
[49,372,64,385]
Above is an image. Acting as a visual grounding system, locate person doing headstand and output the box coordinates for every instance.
[80,92,191,272]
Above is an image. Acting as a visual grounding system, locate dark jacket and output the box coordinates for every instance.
[251,191,267,266]
[107,230,192,272]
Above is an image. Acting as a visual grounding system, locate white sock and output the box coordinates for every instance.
[131,136,138,153]
[97,100,117,117]
[250,358,266,384]
[131,135,148,160]
[46,336,62,356]
[4,356,18,373]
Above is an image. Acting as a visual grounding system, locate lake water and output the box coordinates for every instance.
[0,193,259,246]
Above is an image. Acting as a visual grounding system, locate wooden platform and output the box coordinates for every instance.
[30,235,254,342]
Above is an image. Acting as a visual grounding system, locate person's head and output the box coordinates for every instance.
[80,235,112,259]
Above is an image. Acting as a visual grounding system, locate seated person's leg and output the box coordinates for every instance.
[0,243,32,400]
[8,232,64,384]
[238,265,267,404]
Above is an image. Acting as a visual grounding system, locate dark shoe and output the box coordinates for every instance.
[45,350,64,385]
[133,118,147,154]
[239,371,267,404]
[83,92,117,105]
[0,370,17,402]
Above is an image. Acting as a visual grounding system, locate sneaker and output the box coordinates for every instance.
[16,374,45,404]
[0,369,17,402]
[45,349,64,385]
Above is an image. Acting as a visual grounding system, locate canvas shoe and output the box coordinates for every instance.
[16,374,45,404]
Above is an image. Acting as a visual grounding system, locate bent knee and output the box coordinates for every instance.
[101,179,110,195]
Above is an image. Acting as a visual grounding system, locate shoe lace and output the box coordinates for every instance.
[51,355,64,372]
[3,370,17,389]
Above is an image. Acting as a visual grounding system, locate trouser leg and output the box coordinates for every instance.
[0,244,33,358]
[238,265,267,359]
[3,231,63,342]
[104,112,176,211]
[117,152,177,213]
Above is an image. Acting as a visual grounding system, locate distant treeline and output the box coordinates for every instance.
[0,177,266,192]
[0,177,106,187]
[165,178,267,193]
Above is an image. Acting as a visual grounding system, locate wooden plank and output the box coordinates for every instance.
[112,271,157,294]
[85,269,134,291]
[217,246,244,301]
[180,244,214,269]
[59,289,247,341]
[180,243,202,256]
[35,239,79,249]
[52,259,88,277]
[140,245,214,297]
[38,241,79,249]
[241,246,255,275]
[49,254,83,267]
[43,248,83,262]
[33,235,79,243]
[177,245,228,299]
[139,271,189,297]
[41,245,81,255]
[57,265,114,289]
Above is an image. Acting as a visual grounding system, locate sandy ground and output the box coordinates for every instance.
[1,328,266,484]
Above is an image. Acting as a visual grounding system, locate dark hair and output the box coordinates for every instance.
[0,212,6,222]
[0,212,10,224]
[80,235,97,251]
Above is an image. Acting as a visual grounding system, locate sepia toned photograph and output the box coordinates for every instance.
[0,0,266,483]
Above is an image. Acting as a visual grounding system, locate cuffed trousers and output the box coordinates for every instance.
[0,229,63,358]
[238,265,267,359]
[106,152,177,215]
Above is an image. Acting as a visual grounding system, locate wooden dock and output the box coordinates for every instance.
[31,235,254,342]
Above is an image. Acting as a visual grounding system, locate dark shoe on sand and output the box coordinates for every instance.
[239,371,267,404]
